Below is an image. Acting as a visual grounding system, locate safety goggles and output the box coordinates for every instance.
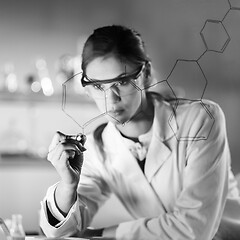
[81,64,145,91]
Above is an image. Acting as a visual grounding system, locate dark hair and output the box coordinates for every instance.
[85,26,155,160]
[81,25,150,74]
[93,122,108,160]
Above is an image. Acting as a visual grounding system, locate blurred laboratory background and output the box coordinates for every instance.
[0,0,240,235]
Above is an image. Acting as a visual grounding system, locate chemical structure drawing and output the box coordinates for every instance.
[62,0,240,141]
[62,72,107,134]
[200,20,230,53]
[62,68,147,134]
[163,0,240,141]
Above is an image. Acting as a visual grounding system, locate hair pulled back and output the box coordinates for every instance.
[81,25,150,74]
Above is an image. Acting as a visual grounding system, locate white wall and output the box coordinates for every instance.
[0,162,59,233]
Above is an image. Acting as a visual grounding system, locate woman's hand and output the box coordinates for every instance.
[47,131,86,189]
[47,131,87,215]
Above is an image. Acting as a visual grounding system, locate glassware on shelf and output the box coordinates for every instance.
[0,217,11,240]
[3,62,18,93]
[9,214,25,240]
[55,54,85,95]
[35,58,54,96]
[25,74,42,94]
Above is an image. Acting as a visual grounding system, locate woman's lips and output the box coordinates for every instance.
[108,109,124,116]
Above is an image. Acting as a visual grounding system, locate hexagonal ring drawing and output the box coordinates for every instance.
[200,19,230,53]
[228,0,240,10]
[62,72,107,133]
[62,72,149,131]
[166,59,208,101]
[104,81,145,125]
[168,100,215,141]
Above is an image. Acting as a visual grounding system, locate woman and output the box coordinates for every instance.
[39,25,240,239]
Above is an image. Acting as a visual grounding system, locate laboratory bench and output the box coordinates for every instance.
[0,154,132,235]
[0,155,59,234]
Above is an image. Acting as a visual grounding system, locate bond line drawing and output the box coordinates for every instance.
[62,1,239,141]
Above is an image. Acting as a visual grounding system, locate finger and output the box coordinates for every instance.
[48,148,73,169]
[66,151,83,172]
[66,134,86,147]
[47,141,82,164]
[48,131,66,152]
[71,140,87,152]
[47,143,62,163]
[63,138,87,152]
[58,150,83,174]
[50,151,72,173]
[61,141,82,154]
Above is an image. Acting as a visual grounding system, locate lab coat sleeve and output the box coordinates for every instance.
[39,136,111,238]
[39,183,83,237]
[115,102,230,240]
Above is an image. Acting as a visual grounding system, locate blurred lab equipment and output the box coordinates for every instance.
[56,54,84,95]
[0,217,11,240]
[9,214,25,240]
[35,58,54,96]
[2,62,18,93]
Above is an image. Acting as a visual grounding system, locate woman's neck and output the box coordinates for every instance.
[116,119,153,138]
[116,97,154,138]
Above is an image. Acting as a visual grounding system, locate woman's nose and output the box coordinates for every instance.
[105,85,121,103]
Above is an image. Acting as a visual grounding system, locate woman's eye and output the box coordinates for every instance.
[117,80,128,86]
[93,84,103,90]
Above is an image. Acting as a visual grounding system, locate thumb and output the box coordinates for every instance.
[48,131,66,152]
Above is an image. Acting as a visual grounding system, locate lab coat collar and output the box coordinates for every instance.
[102,121,167,217]
[144,99,177,181]
[103,99,177,182]
[151,99,177,142]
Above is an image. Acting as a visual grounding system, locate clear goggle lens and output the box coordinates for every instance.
[81,65,145,99]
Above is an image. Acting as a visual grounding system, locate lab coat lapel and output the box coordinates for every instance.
[145,136,172,182]
[145,100,177,182]
[103,123,166,217]
[103,123,141,177]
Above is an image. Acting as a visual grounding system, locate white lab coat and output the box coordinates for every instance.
[39,99,240,240]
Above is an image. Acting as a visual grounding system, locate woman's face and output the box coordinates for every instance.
[85,55,145,124]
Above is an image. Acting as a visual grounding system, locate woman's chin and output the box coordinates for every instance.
[106,113,129,125]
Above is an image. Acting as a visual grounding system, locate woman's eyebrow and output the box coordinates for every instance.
[86,71,129,81]
[85,66,141,82]
[117,71,128,78]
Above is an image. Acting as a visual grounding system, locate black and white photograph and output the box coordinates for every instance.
[1,1,240,239]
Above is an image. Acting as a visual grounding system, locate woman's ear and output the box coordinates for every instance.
[142,61,152,90]
[144,61,151,78]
